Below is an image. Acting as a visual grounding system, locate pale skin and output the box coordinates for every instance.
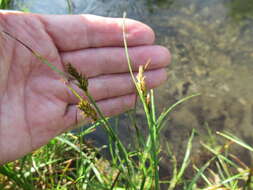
[0,12,170,164]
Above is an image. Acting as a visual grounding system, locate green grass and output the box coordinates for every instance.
[1,13,253,190]
[1,126,253,189]
[0,0,11,9]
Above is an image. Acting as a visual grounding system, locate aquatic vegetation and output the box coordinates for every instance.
[0,8,253,190]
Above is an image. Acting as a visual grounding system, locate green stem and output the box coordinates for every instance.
[123,13,159,190]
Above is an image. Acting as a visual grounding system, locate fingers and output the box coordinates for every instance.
[63,94,136,129]
[64,69,167,103]
[61,45,170,78]
[38,14,155,51]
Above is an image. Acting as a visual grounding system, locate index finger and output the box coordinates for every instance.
[38,14,155,51]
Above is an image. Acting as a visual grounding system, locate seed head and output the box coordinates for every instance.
[136,65,146,94]
[78,100,98,122]
[136,59,151,95]
[67,63,88,92]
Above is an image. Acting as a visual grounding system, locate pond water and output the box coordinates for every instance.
[11,0,253,179]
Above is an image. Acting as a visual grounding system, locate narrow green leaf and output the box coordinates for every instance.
[157,94,200,131]
[217,132,253,153]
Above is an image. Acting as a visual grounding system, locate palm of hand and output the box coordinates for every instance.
[0,12,170,164]
[0,15,71,163]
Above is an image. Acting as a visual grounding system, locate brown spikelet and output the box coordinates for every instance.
[66,64,97,121]
[136,65,146,94]
[136,59,152,106]
[67,63,88,92]
[78,100,98,122]
[136,59,151,95]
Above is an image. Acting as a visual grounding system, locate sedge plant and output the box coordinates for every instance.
[0,17,198,189]
[2,14,252,190]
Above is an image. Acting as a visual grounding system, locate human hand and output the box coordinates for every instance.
[0,12,170,164]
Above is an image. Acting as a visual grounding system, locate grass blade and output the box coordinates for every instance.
[157,94,200,131]
[217,132,253,153]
